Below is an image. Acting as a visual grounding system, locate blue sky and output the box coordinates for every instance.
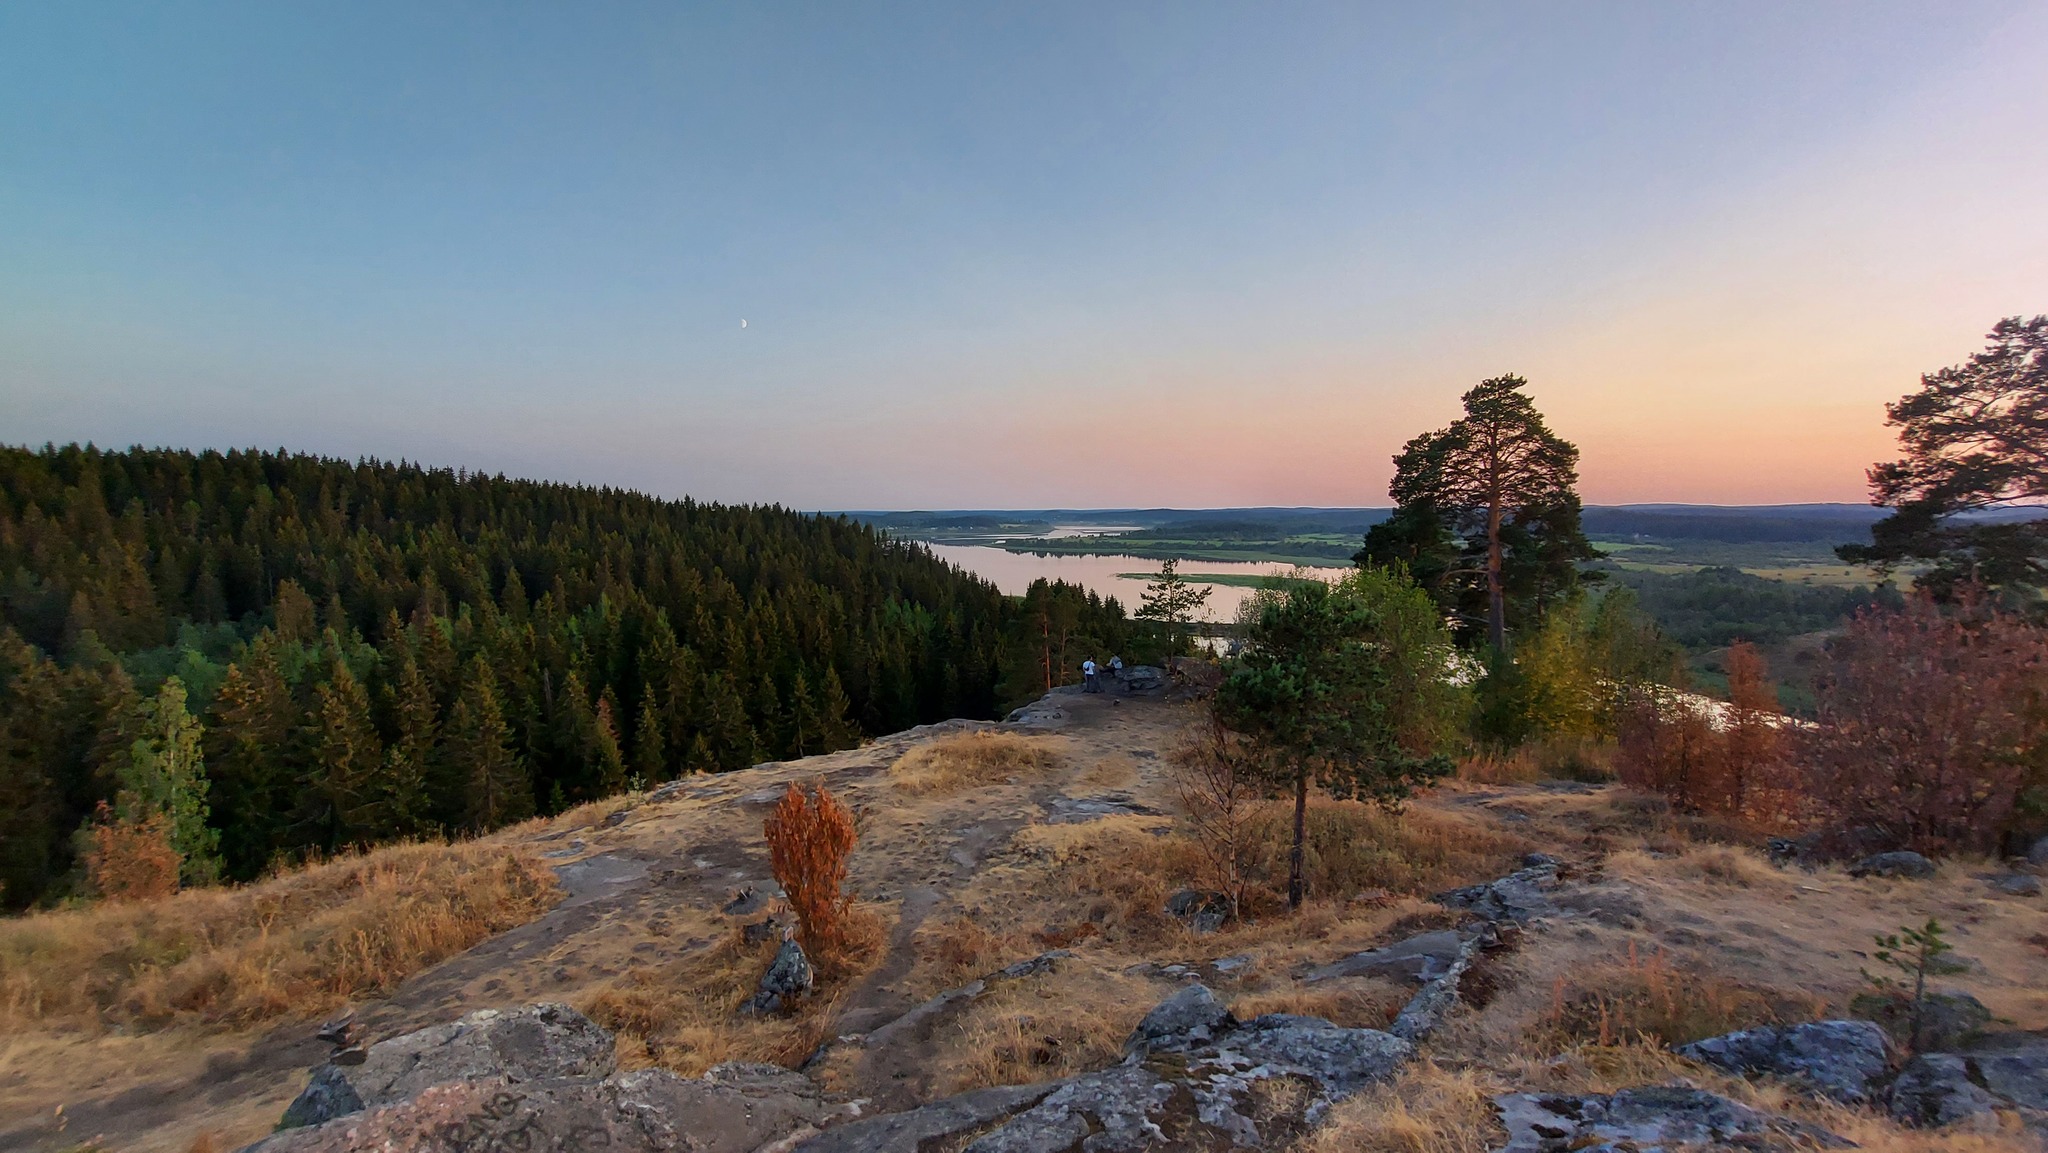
[3,3,2044,507]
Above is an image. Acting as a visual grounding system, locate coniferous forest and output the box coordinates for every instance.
[0,444,1130,909]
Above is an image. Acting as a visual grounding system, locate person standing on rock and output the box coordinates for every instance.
[1109,655,1124,691]
[1082,658,1099,692]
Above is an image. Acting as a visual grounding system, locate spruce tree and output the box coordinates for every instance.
[308,660,385,845]
[593,685,627,795]
[384,656,439,835]
[633,682,667,783]
[447,657,534,830]
[205,643,299,878]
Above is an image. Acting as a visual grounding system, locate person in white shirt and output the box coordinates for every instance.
[1081,658,1099,693]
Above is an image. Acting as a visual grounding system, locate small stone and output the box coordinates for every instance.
[742,937,814,1015]
[724,886,764,915]
[1850,850,1937,879]
[742,917,781,945]
[1163,888,1230,932]
[1521,852,1559,868]
[277,1066,364,1130]
[1991,874,2041,897]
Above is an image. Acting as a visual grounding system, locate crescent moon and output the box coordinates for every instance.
[740,319,748,328]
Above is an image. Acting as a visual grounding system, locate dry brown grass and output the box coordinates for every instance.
[1230,982,1407,1030]
[1299,1061,1506,1153]
[914,915,1034,991]
[941,964,1157,1093]
[0,839,560,1032]
[1455,748,1544,785]
[578,901,887,1076]
[890,730,1063,795]
[1532,939,1824,1049]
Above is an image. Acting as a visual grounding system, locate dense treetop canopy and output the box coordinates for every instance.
[0,444,1063,909]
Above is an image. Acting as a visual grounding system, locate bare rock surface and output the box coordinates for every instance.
[924,982,1412,1151]
[1303,928,1466,985]
[1434,860,1560,923]
[1493,1086,1852,1152]
[279,1003,615,1129]
[248,1067,833,1153]
[1675,1020,1892,1104]
[1889,1053,2003,1128]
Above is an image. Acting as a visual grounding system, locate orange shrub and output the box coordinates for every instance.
[85,803,182,902]
[1801,595,2048,855]
[765,782,857,958]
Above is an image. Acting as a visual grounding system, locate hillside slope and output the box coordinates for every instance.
[3,689,2043,1152]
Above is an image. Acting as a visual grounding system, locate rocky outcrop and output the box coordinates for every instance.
[799,982,1412,1153]
[278,1003,616,1129]
[1434,859,1559,924]
[1675,1020,1891,1104]
[951,985,1412,1151]
[1850,850,1937,879]
[251,1066,837,1153]
[1493,1086,1851,1152]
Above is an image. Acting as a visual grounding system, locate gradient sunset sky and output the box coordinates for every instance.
[4,3,2045,509]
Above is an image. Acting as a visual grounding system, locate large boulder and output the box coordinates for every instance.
[1850,851,1937,879]
[1970,1031,2048,1112]
[1675,1020,1891,1103]
[278,1003,616,1128]
[1494,1086,1851,1152]
[1122,982,1234,1056]
[248,1066,833,1153]
[2028,835,2048,869]
[1890,1053,2002,1128]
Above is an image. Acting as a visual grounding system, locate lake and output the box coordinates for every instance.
[924,542,1349,623]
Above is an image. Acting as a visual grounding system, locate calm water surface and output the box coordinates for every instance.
[925,542,1348,623]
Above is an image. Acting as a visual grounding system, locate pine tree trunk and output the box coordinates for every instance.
[1289,766,1308,909]
[1486,492,1506,652]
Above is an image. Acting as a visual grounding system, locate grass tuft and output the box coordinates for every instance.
[890,731,1064,795]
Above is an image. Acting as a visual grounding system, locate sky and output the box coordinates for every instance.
[3,3,2045,510]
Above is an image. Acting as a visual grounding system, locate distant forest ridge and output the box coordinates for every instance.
[853,504,2048,546]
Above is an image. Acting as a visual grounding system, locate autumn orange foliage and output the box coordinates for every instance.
[1616,641,1785,826]
[765,781,857,957]
[85,802,182,902]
